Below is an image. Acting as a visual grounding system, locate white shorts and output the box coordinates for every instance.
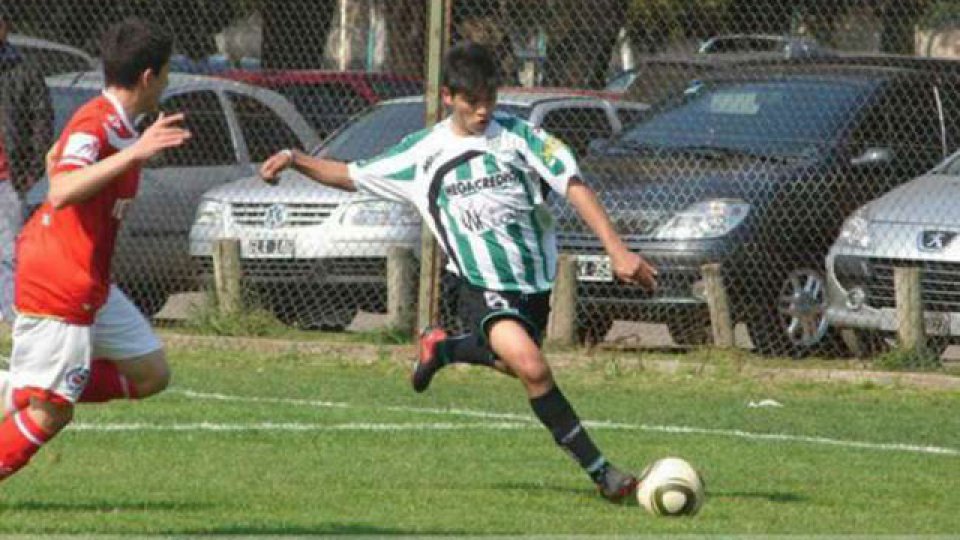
[8,285,162,403]
[0,180,21,324]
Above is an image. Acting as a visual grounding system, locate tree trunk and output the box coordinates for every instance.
[542,0,626,89]
[382,0,427,77]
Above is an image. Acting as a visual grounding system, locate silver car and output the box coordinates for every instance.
[826,150,960,355]
[189,90,648,330]
[28,71,320,316]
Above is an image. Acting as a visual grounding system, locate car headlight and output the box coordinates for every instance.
[654,199,750,240]
[341,200,420,227]
[837,209,872,249]
[194,199,225,227]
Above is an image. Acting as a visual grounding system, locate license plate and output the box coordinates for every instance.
[246,237,295,258]
[924,312,951,336]
[576,254,613,282]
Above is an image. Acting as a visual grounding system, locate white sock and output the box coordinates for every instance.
[0,369,11,419]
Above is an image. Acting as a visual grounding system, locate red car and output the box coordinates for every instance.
[219,70,422,140]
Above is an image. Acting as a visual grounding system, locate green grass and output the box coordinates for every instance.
[0,345,958,535]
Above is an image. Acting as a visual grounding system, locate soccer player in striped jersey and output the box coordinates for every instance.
[259,42,657,502]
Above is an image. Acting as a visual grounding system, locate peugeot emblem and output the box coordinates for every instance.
[918,230,957,252]
[264,203,288,229]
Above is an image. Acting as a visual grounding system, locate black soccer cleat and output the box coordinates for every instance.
[411,326,448,393]
[596,464,640,503]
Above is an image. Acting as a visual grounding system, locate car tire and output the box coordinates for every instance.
[576,312,614,346]
[744,267,848,358]
[666,309,712,347]
[119,283,169,319]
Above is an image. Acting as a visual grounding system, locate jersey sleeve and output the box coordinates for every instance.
[52,114,105,175]
[514,120,580,197]
[347,131,426,203]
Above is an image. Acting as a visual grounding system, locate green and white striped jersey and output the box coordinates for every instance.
[347,113,580,293]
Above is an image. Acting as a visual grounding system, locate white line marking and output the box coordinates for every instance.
[121,388,960,457]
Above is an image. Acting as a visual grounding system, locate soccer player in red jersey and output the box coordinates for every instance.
[0,18,190,481]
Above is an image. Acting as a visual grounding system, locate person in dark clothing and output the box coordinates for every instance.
[0,8,53,323]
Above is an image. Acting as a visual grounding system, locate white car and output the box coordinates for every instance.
[27,71,320,316]
[826,150,960,356]
[189,89,648,330]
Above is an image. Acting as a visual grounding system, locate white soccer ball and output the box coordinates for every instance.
[636,457,705,517]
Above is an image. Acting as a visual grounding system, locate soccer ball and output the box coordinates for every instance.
[636,457,705,516]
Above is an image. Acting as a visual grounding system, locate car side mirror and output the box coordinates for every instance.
[851,147,893,167]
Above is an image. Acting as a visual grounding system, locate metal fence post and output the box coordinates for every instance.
[213,238,243,315]
[416,0,450,333]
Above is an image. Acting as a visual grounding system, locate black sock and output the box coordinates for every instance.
[439,333,496,367]
[529,385,608,483]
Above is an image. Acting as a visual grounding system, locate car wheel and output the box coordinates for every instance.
[273,305,356,331]
[746,268,846,357]
[666,309,712,347]
[119,283,169,319]
[576,312,613,346]
[838,329,890,358]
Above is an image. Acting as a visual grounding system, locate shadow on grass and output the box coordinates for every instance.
[1,499,217,512]
[185,523,466,535]
[491,481,641,506]
[711,490,805,503]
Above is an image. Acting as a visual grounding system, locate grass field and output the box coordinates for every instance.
[0,342,958,535]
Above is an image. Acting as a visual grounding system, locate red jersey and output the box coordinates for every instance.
[15,91,141,324]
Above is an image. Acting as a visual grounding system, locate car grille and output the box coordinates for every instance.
[230,202,339,228]
[834,256,960,311]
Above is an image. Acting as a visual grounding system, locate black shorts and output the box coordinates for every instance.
[456,279,552,345]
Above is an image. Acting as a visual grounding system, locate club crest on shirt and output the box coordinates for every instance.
[65,366,90,392]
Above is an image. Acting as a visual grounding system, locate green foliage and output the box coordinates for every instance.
[874,346,944,372]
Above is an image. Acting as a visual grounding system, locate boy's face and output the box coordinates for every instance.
[444,87,497,136]
[138,61,170,113]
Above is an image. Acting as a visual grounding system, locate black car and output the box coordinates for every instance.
[563,59,960,356]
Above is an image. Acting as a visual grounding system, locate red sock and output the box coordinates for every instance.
[0,410,54,481]
[79,359,138,403]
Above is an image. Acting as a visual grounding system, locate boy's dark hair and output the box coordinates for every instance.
[101,18,172,88]
[442,41,499,99]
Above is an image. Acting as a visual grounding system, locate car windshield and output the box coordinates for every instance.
[618,79,873,157]
[317,101,530,162]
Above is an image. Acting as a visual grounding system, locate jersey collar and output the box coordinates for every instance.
[102,90,140,136]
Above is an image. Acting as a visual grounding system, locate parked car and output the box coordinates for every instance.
[8,34,97,77]
[26,71,320,316]
[697,34,830,58]
[562,58,960,354]
[189,89,648,330]
[217,70,421,139]
[826,150,960,357]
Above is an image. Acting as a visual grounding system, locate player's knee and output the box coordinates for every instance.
[29,397,74,434]
[514,351,552,388]
[131,349,171,398]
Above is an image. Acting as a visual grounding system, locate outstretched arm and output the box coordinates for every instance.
[48,112,191,209]
[565,177,657,291]
[259,149,355,192]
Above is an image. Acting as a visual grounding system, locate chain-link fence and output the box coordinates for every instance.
[5,0,960,361]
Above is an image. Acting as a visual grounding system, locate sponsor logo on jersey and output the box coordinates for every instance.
[444,169,520,198]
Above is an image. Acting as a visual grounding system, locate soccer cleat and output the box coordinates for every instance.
[596,464,640,503]
[411,326,448,393]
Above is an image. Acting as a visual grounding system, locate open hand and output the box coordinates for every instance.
[259,150,294,185]
[130,112,191,162]
[611,250,658,292]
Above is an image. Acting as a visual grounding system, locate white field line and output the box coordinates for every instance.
[66,388,960,457]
